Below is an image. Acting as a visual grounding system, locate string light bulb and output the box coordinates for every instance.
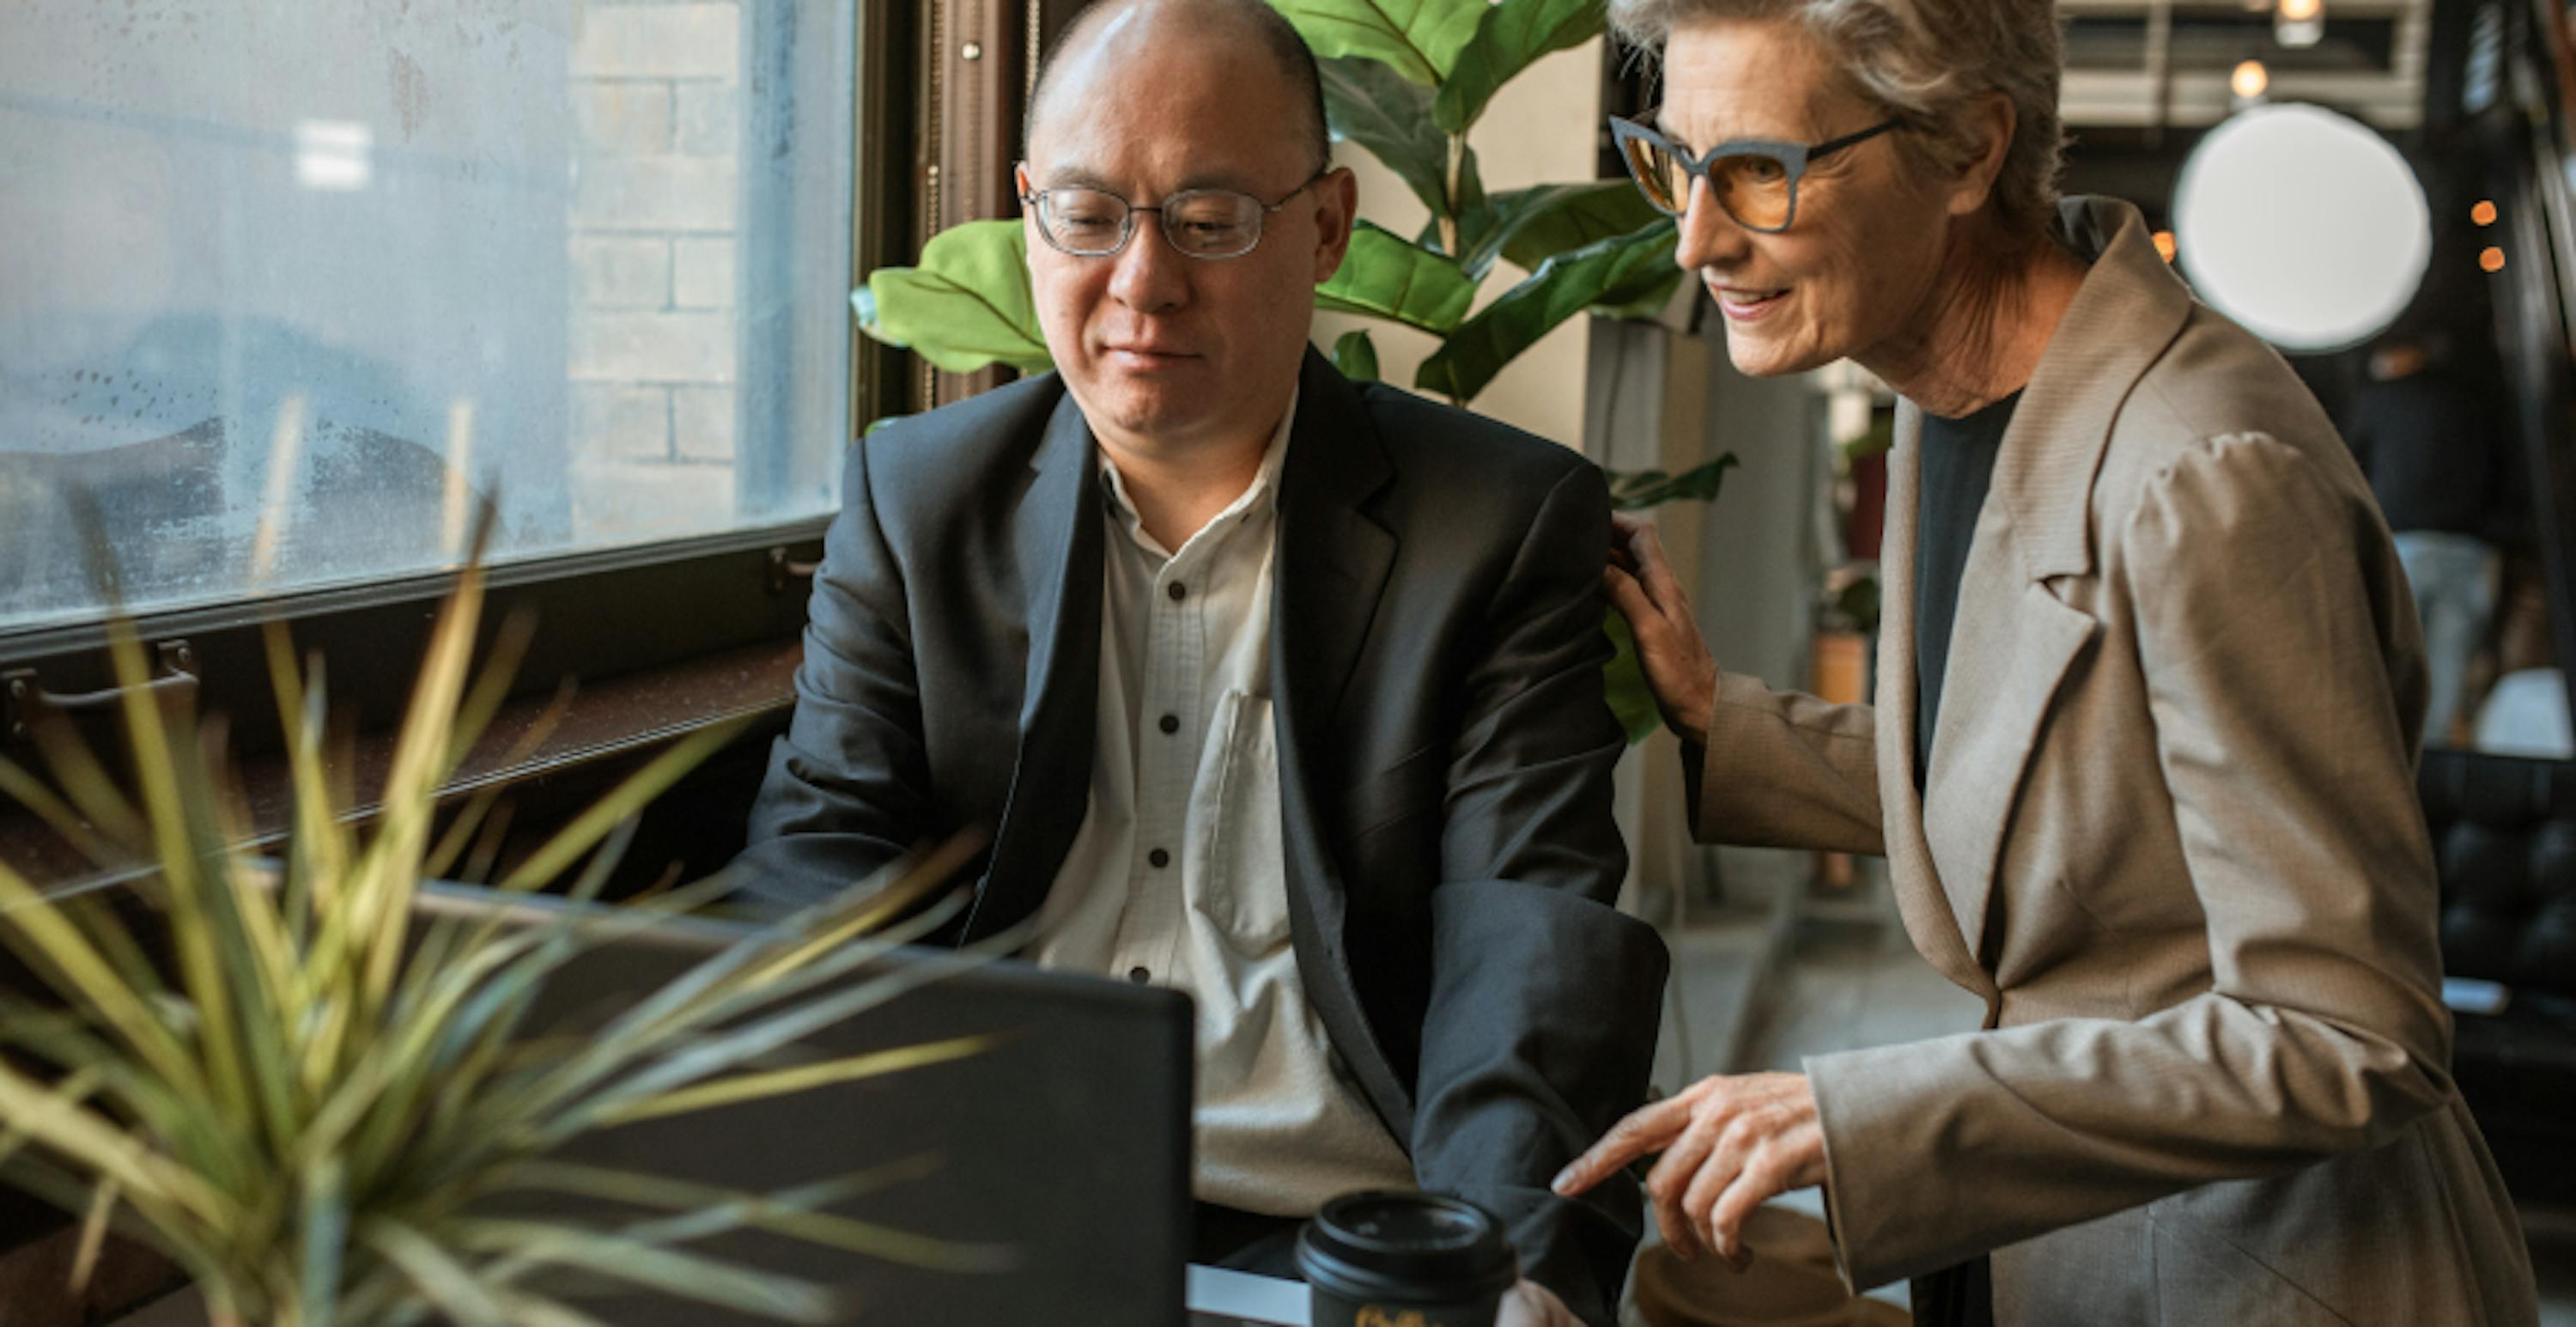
[2276,0,2324,48]
[2471,199,2499,226]
[2232,59,2271,100]
[2481,247,2507,272]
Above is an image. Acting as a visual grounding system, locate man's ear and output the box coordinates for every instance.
[1945,93,2015,219]
[1312,166,1359,283]
[1018,161,1046,270]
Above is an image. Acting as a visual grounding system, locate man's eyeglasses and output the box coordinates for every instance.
[1607,116,1904,234]
[1019,168,1331,259]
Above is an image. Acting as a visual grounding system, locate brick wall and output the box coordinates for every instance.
[564,1,745,541]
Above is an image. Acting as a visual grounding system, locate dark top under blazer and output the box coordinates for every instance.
[737,350,1669,1325]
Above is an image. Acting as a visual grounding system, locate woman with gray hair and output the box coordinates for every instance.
[1550,0,2539,1322]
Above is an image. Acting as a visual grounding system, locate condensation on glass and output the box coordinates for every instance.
[0,0,855,631]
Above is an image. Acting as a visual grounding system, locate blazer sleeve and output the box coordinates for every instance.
[1409,463,1670,1327]
[1692,671,1885,855]
[733,436,935,911]
[1805,433,2456,1289]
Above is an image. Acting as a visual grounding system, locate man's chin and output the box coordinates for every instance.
[1068,379,1214,443]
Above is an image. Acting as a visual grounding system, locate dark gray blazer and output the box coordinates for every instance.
[738,350,1668,1324]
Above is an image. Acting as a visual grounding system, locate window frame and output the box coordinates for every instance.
[0,0,1102,893]
[0,0,949,885]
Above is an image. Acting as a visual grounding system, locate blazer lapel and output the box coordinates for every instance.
[1273,350,1398,765]
[1919,555,2097,965]
[1875,413,1992,1000]
[1268,350,1410,1129]
[1905,198,2193,972]
[963,392,1104,944]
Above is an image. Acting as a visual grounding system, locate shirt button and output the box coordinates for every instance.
[1158,713,1180,734]
[1148,848,1171,868]
[1128,965,1151,984]
[1167,581,1188,601]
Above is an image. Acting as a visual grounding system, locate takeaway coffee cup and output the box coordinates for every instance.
[1296,1190,1520,1327]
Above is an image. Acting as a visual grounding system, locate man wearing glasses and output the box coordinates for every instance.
[738,1,1665,1324]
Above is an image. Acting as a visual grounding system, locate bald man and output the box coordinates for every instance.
[738,3,1665,1321]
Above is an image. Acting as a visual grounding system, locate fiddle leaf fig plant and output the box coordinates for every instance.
[852,0,1692,405]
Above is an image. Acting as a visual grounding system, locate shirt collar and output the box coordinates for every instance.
[1097,388,1297,554]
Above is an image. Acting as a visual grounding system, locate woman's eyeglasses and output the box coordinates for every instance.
[1019,169,1330,259]
[1608,116,1904,234]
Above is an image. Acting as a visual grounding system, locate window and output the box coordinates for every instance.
[0,0,859,634]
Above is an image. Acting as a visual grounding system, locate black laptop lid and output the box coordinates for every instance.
[489,901,1194,1327]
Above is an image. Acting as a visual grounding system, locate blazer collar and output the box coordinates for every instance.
[1982,196,2196,584]
[1273,347,1398,744]
[1016,384,1104,727]
[1267,349,1413,1131]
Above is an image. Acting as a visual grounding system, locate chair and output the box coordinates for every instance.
[2417,747,2576,1205]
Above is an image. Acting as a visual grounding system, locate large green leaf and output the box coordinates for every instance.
[1434,0,1605,134]
[1269,0,1486,87]
[1479,181,1667,275]
[1596,264,1690,320]
[854,221,1054,375]
[1416,218,1681,400]
[1319,56,1451,221]
[1332,329,1382,381]
[1602,609,1662,745]
[1316,221,1479,335]
[1607,455,1739,511]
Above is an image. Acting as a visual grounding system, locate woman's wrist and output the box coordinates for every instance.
[1671,666,1716,749]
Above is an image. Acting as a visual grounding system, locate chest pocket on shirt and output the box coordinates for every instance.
[1191,689,1291,955]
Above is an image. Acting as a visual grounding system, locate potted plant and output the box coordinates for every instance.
[0,538,998,1325]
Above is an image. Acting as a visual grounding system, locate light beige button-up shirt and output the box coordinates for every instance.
[1030,396,1414,1215]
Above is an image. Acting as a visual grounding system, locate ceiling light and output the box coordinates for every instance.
[2175,104,2433,350]
[2231,59,2270,100]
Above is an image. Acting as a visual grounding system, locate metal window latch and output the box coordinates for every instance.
[767,547,820,595]
[4,640,200,744]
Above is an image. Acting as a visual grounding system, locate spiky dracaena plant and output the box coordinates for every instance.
[0,548,1004,1325]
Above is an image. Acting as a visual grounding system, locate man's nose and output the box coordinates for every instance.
[1673,177,1753,273]
[1108,216,1190,313]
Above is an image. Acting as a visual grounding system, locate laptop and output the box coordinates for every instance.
[459,891,1195,1326]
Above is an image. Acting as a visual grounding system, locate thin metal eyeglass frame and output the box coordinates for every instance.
[1607,116,1904,233]
[1018,167,1334,259]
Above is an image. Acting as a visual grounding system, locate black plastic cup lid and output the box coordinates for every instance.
[1295,1191,1519,1302]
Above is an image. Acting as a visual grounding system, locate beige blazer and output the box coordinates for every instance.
[1696,198,2537,1325]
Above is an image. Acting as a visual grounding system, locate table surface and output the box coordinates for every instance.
[1186,1263,1310,1326]
[113,1263,1314,1326]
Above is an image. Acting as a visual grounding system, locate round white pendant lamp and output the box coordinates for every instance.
[2172,103,2432,351]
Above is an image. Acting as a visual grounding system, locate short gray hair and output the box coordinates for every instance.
[1608,0,2065,235]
